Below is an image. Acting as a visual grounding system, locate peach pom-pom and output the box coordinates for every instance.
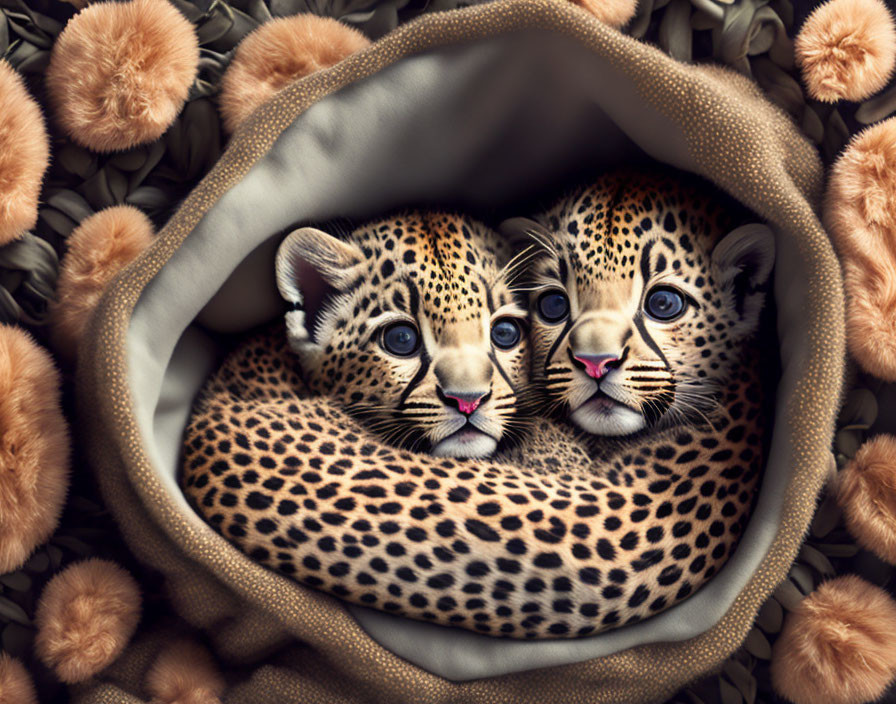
[218,15,370,133]
[770,576,896,704]
[0,326,69,573]
[567,0,638,28]
[825,118,896,380]
[146,640,225,704]
[49,205,154,365]
[795,0,896,102]
[35,558,141,683]
[0,61,49,245]
[836,435,896,563]
[46,0,199,152]
[0,654,38,704]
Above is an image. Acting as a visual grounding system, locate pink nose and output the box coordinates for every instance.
[444,391,485,415]
[574,353,620,380]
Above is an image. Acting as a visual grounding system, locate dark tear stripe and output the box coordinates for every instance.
[397,275,431,406]
[618,345,631,366]
[399,345,431,407]
[544,317,575,373]
[544,250,574,371]
[632,311,670,368]
[489,350,519,396]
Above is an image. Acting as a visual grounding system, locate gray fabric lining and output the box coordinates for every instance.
[125,31,805,680]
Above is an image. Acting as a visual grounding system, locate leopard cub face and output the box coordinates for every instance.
[507,169,774,437]
[275,211,530,458]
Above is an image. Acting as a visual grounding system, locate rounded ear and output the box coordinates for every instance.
[712,223,776,292]
[498,217,558,257]
[275,227,364,356]
[275,227,365,306]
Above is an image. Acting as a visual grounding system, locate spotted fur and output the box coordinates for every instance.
[181,172,771,638]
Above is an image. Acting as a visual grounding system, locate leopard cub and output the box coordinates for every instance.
[275,210,532,459]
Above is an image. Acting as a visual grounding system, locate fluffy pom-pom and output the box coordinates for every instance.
[795,0,896,102]
[49,205,154,365]
[0,654,38,704]
[824,118,896,380]
[35,558,141,683]
[568,0,638,28]
[46,0,199,152]
[836,435,896,563]
[0,61,49,245]
[770,576,896,704]
[841,258,896,381]
[827,119,896,257]
[146,640,225,704]
[218,15,370,133]
[0,326,69,573]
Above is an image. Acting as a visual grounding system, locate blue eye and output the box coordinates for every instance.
[645,287,686,321]
[381,323,420,356]
[491,318,522,349]
[537,291,570,323]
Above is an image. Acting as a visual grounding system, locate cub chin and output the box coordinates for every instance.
[275,210,531,459]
